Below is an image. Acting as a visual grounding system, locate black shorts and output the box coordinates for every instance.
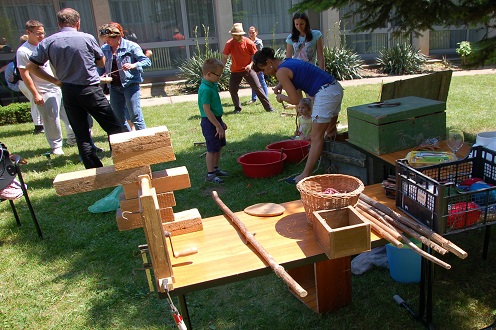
[201,116,226,152]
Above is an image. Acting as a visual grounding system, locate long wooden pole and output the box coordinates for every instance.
[359,194,468,259]
[357,201,449,256]
[212,191,308,298]
[355,208,404,247]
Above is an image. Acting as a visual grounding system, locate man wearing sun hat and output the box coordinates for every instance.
[26,8,124,169]
[222,23,275,113]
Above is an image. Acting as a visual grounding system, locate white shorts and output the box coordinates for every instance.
[312,82,344,124]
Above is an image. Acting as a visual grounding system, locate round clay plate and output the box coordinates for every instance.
[244,203,285,217]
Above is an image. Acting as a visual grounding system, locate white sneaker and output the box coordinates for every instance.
[52,148,64,155]
[66,138,77,146]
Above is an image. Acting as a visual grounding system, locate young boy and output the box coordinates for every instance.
[198,58,228,183]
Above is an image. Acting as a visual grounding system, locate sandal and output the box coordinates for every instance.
[205,175,224,184]
[285,176,297,184]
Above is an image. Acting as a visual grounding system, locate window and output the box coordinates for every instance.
[231,0,294,48]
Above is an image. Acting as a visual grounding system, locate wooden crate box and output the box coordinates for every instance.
[347,96,446,155]
[313,206,370,259]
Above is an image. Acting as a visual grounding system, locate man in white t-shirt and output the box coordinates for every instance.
[17,19,75,155]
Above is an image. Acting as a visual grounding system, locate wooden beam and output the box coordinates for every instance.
[109,126,171,154]
[53,165,151,196]
[119,191,176,213]
[162,208,203,235]
[123,166,190,199]
[138,175,174,291]
[116,207,175,231]
[112,146,176,171]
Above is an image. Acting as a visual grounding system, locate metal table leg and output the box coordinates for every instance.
[394,243,434,329]
[177,293,192,330]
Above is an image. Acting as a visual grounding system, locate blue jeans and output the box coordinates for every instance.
[110,83,146,131]
[251,72,268,101]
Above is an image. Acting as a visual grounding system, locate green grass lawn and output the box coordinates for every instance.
[1,74,495,329]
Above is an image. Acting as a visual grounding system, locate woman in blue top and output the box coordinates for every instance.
[286,12,325,70]
[253,47,343,184]
[99,22,151,131]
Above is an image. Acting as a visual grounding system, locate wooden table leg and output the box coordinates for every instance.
[287,257,352,313]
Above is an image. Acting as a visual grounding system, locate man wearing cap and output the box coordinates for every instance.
[26,8,124,169]
[222,23,275,113]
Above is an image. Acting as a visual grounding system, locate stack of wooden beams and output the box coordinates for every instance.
[52,126,203,236]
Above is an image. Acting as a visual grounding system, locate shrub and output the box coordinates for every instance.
[456,41,472,66]
[377,43,427,75]
[323,46,363,80]
[179,51,231,93]
[0,102,31,126]
[178,25,230,93]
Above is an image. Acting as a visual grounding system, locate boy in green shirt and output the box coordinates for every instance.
[198,58,228,183]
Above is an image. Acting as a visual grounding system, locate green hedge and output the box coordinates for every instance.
[0,102,31,126]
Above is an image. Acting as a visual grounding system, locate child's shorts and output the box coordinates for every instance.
[201,116,226,152]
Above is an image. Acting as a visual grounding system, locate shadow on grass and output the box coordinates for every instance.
[2,87,496,328]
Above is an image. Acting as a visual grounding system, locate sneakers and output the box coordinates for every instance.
[266,108,276,112]
[33,125,44,134]
[52,147,64,155]
[246,99,256,105]
[94,146,105,159]
[215,169,229,177]
[205,174,224,184]
[65,138,77,147]
[233,109,242,114]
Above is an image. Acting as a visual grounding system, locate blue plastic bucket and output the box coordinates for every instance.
[386,241,421,283]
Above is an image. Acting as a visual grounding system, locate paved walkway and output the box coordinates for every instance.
[141,68,495,107]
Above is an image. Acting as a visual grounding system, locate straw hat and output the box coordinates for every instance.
[229,23,246,35]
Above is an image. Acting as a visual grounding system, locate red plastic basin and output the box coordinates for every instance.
[237,151,287,178]
[266,139,310,163]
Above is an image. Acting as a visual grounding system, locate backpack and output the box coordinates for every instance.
[0,142,16,191]
[8,57,22,84]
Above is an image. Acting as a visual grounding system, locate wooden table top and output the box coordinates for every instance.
[373,140,472,167]
[169,184,392,295]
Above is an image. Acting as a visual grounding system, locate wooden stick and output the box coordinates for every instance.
[400,234,451,270]
[359,194,468,259]
[356,202,402,240]
[358,201,448,256]
[211,191,308,298]
[355,208,404,247]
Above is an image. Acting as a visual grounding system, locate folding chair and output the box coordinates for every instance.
[0,152,43,238]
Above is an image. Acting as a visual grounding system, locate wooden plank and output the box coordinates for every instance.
[162,208,203,235]
[113,146,176,171]
[109,126,171,155]
[119,191,176,213]
[53,165,151,196]
[116,207,175,231]
[123,166,191,199]
[138,175,174,291]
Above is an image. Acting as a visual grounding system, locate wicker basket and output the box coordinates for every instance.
[296,174,365,226]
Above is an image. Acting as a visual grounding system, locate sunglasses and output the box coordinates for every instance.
[29,31,45,37]
[210,71,222,77]
[99,28,119,37]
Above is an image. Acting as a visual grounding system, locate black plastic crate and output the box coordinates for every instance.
[395,146,496,234]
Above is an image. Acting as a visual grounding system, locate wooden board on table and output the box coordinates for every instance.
[244,203,285,217]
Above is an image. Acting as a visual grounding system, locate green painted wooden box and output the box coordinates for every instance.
[347,96,446,155]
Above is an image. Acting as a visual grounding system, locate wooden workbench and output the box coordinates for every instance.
[165,184,392,327]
